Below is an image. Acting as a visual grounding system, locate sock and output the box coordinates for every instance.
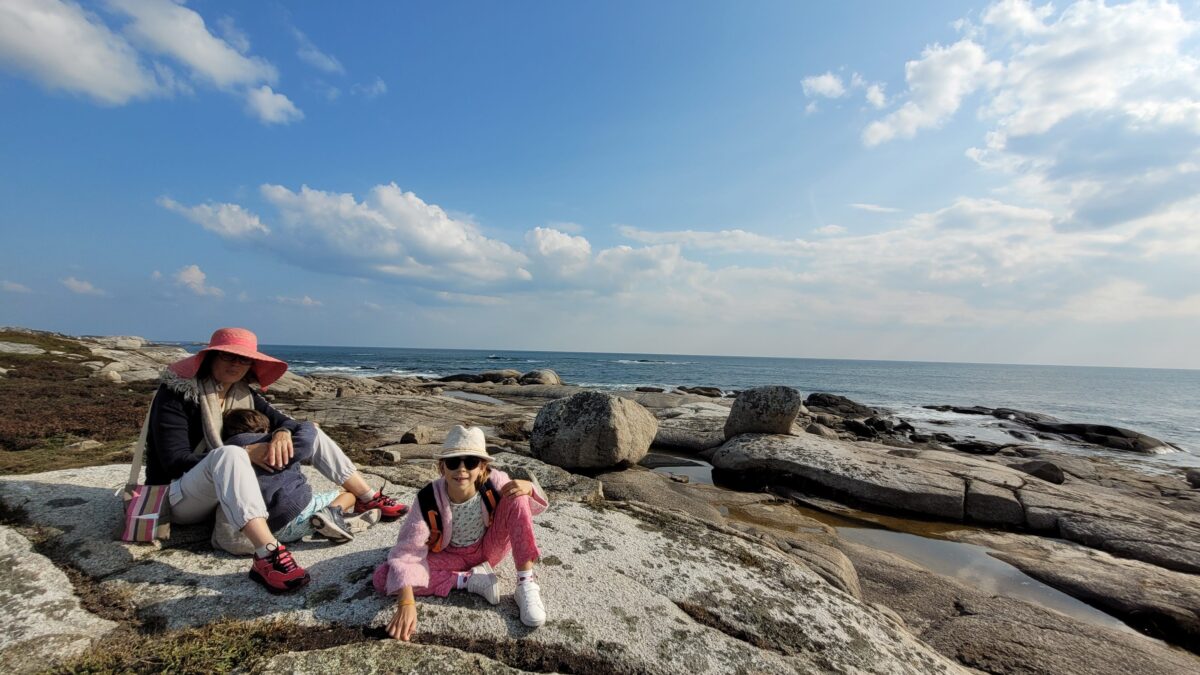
[516,570,534,585]
[456,571,472,589]
[355,487,378,501]
[255,541,281,558]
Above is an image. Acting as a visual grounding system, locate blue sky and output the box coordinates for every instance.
[2,0,1199,368]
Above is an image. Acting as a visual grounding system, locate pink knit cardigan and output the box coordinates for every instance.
[381,469,548,594]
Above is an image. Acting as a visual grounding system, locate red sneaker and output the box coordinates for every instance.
[355,491,408,521]
[249,543,310,595]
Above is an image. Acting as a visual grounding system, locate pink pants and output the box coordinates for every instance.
[373,494,541,598]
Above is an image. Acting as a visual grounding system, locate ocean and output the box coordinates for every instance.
[254,344,1200,472]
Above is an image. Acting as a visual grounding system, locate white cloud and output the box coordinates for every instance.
[814,224,846,235]
[0,0,161,104]
[245,85,304,125]
[434,291,507,306]
[863,39,1001,146]
[865,84,887,109]
[805,101,819,114]
[801,72,846,98]
[216,15,250,54]
[525,227,592,278]
[2,280,31,293]
[108,0,276,89]
[619,225,816,256]
[61,276,105,296]
[1056,279,1200,322]
[274,295,322,307]
[292,27,343,74]
[158,196,270,238]
[150,270,162,280]
[352,76,387,99]
[849,203,901,213]
[174,264,223,297]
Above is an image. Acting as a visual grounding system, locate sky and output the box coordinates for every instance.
[2,0,1199,369]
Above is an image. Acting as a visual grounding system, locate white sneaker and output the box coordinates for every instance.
[465,562,500,605]
[515,579,546,627]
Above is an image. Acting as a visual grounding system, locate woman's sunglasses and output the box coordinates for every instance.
[442,457,482,471]
[215,352,254,365]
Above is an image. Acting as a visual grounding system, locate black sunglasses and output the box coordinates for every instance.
[442,456,482,471]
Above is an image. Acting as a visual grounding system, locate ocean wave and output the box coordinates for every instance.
[613,359,693,366]
[387,369,441,378]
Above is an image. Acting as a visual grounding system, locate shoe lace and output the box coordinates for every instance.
[373,493,399,507]
[272,547,298,573]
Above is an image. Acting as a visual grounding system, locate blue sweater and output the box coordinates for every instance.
[224,422,317,531]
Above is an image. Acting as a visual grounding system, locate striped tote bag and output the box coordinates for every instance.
[118,408,172,543]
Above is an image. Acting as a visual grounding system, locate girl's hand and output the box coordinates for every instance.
[502,479,533,499]
[387,602,417,641]
[244,443,276,472]
[268,429,294,469]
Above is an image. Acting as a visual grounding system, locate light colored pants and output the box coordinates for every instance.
[169,428,358,531]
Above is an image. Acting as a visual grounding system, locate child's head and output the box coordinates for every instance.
[437,425,491,490]
[222,408,271,440]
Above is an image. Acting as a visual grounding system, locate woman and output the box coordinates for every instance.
[374,425,547,640]
[146,327,407,594]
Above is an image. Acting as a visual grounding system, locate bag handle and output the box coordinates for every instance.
[118,406,154,495]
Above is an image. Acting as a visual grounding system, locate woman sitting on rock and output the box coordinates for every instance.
[375,425,548,640]
[145,327,408,594]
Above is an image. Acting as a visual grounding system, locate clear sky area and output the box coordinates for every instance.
[2,1,1199,368]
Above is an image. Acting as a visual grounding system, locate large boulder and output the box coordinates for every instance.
[805,393,874,419]
[480,369,523,383]
[723,386,805,439]
[519,369,562,386]
[0,526,116,672]
[530,392,657,470]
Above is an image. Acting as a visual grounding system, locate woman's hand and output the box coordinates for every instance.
[244,443,276,472]
[268,429,294,468]
[387,601,417,641]
[502,479,533,499]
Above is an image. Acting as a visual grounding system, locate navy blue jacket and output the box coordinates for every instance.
[224,422,317,531]
[145,375,301,486]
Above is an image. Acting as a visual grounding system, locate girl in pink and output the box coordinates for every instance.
[374,425,548,640]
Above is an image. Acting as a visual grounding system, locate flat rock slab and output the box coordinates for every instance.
[0,465,962,674]
[843,541,1200,675]
[712,433,1200,573]
[0,526,116,673]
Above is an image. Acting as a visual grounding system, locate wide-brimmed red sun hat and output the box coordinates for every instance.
[168,327,288,388]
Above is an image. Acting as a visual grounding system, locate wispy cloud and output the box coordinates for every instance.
[849,203,901,213]
[61,276,105,296]
[2,280,31,293]
[158,196,270,238]
[274,295,322,307]
[292,27,343,75]
[351,76,387,99]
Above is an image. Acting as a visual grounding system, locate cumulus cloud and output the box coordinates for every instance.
[2,280,31,293]
[801,72,846,98]
[1056,279,1200,322]
[0,0,300,123]
[0,0,162,104]
[863,39,1001,146]
[174,264,223,297]
[158,196,270,238]
[245,85,304,125]
[292,27,343,74]
[61,276,105,295]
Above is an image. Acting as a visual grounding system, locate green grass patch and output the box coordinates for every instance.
[0,329,92,356]
[53,618,372,674]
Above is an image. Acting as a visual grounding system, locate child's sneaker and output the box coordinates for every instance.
[344,507,381,534]
[248,543,310,595]
[310,506,354,543]
[355,491,408,520]
[465,562,500,605]
[515,578,546,627]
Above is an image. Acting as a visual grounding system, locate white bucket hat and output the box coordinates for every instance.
[437,425,490,460]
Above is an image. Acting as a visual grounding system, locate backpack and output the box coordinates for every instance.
[417,478,502,552]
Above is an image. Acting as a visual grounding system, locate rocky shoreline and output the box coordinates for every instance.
[1,328,1198,673]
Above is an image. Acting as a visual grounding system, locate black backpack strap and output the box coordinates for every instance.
[481,478,502,525]
[416,484,444,552]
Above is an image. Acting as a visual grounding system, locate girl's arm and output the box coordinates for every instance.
[386,586,417,641]
[383,507,433,593]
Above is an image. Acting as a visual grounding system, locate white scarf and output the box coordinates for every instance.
[197,377,255,454]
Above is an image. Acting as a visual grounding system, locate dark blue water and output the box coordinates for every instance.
[254,345,1200,470]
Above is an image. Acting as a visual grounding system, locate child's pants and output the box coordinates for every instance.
[374,493,540,597]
